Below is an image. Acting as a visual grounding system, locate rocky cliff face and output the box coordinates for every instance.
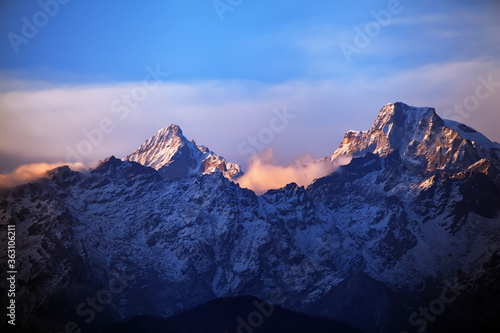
[1,103,499,333]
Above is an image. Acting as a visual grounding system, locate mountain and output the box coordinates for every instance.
[103,296,362,333]
[1,102,499,333]
[124,124,242,180]
[331,102,500,178]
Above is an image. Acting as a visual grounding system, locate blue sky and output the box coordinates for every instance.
[0,0,499,172]
[1,0,498,82]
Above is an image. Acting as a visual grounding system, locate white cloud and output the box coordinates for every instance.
[236,148,351,195]
[389,14,447,26]
[0,60,499,175]
[0,162,86,188]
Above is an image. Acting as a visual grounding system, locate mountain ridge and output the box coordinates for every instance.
[1,102,499,333]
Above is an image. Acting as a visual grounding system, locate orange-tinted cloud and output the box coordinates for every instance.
[0,162,86,188]
[236,148,351,195]
[2,61,499,173]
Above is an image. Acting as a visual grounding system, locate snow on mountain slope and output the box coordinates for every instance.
[1,102,500,333]
[331,102,500,177]
[124,124,242,179]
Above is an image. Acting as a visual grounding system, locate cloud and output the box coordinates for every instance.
[389,14,447,26]
[285,3,499,76]
[0,60,499,175]
[235,148,351,195]
[0,162,86,188]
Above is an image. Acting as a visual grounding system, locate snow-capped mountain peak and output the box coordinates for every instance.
[332,102,500,176]
[124,124,190,170]
[153,124,185,147]
[2,102,500,333]
[124,124,242,180]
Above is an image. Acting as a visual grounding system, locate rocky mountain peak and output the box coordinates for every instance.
[2,102,500,333]
[155,124,184,141]
[331,102,500,176]
[123,125,242,180]
[371,102,441,138]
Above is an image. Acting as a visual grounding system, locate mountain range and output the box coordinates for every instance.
[1,102,499,333]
